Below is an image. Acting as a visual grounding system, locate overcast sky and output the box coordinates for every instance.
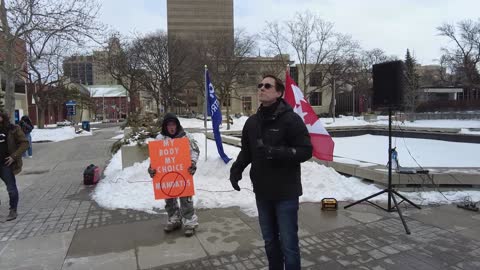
[99,0,478,65]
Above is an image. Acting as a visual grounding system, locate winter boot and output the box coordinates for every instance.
[6,209,17,221]
[184,225,196,237]
[163,221,182,233]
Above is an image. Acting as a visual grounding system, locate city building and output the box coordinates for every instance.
[25,82,91,125]
[167,0,234,45]
[63,51,117,86]
[226,55,292,116]
[86,85,129,121]
[0,36,29,121]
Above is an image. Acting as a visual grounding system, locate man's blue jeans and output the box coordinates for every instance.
[23,133,32,157]
[0,166,19,209]
[256,197,300,270]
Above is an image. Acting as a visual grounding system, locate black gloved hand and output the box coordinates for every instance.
[265,146,295,160]
[188,162,197,175]
[229,173,241,191]
[148,166,156,178]
[230,180,241,191]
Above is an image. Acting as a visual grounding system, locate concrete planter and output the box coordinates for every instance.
[363,114,377,122]
[121,144,149,169]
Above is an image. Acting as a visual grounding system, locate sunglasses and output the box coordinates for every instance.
[257,83,274,90]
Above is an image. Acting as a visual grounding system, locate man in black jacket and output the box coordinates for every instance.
[230,75,312,270]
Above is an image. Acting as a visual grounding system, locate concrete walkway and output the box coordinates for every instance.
[0,126,479,269]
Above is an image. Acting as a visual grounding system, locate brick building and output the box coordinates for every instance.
[0,36,29,121]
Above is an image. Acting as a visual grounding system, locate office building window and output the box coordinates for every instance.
[242,96,252,112]
[309,72,322,86]
[222,98,231,107]
[309,92,322,106]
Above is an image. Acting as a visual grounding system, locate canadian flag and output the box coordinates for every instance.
[284,71,335,161]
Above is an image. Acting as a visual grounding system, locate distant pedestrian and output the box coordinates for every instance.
[19,115,34,158]
[0,111,29,221]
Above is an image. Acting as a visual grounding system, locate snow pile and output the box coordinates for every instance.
[92,133,480,216]
[32,126,92,142]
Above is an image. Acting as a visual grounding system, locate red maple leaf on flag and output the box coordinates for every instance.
[300,100,318,125]
[285,70,334,161]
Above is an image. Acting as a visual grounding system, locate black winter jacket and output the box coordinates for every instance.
[230,99,312,200]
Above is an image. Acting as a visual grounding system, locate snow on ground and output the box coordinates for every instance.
[91,116,480,216]
[93,132,480,216]
[33,121,102,129]
[180,115,480,131]
[333,134,480,167]
[377,119,480,129]
[178,116,249,131]
[110,134,124,140]
[321,116,371,127]
[31,126,92,142]
[461,128,480,135]
[302,115,480,129]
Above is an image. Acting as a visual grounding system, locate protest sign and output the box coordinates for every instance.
[148,138,194,200]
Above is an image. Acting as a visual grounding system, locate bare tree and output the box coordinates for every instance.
[192,29,256,129]
[348,48,390,113]
[27,37,68,128]
[0,0,103,120]
[323,34,360,116]
[135,32,197,116]
[263,11,361,116]
[264,12,337,95]
[103,32,197,120]
[134,32,167,117]
[30,80,83,127]
[103,35,145,117]
[438,19,480,100]
[26,35,93,128]
[354,48,389,89]
[438,54,457,85]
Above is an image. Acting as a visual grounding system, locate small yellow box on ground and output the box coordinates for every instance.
[321,198,338,211]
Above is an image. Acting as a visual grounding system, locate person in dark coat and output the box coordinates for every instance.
[0,111,29,221]
[230,75,312,270]
[19,115,34,158]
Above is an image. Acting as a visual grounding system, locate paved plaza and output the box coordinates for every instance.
[0,126,479,270]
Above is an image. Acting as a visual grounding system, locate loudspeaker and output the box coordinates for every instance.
[372,60,405,109]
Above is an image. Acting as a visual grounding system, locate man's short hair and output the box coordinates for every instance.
[263,74,285,96]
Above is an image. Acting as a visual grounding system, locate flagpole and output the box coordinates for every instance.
[204,65,208,161]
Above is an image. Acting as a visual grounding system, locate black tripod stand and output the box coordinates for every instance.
[344,108,421,234]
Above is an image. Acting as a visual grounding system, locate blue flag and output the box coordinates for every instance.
[206,70,232,164]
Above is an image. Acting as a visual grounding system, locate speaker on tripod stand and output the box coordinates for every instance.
[344,60,421,235]
[372,60,405,109]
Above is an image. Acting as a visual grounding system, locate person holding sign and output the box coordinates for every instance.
[229,75,312,270]
[148,113,200,237]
